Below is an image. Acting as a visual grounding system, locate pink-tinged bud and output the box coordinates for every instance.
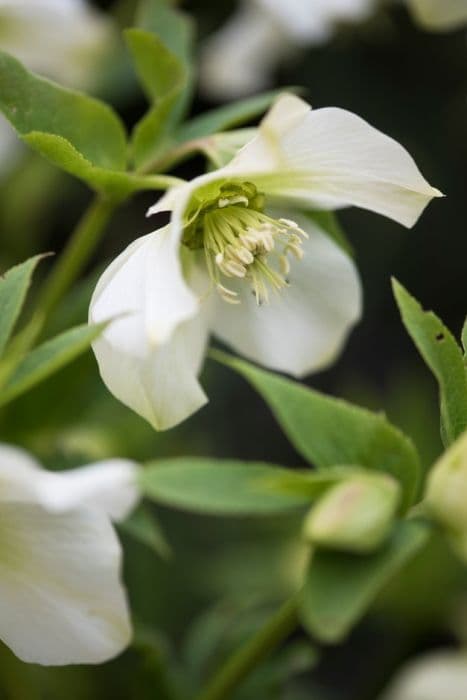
[303,473,400,554]
[426,430,467,559]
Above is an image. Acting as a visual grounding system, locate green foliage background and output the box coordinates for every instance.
[0,1,466,698]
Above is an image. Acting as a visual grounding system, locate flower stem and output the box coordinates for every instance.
[195,598,299,700]
[36,195,116,325]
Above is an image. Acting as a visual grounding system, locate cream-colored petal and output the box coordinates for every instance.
[381,650,467,700]
[90,226,199,351]
[92,261,212,431]
[211,212,361,377]
[92,315,210,431]
[38,461,139,522]
[257,0,372,41]
[0,444,139,521]
[0,503,131,665]
[408,0,467,31]
[199,2,295,99]
[225,94,442,227]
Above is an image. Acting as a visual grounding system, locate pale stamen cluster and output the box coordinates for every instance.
[202,196,308,305]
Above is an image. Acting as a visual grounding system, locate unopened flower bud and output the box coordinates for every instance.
[303,473,400,554]
[426,430,467,558]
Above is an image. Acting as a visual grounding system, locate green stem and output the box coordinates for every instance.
[195,598,299,700]
[33,195,116,337]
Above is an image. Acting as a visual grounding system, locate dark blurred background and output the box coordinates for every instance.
[0,1,466,698]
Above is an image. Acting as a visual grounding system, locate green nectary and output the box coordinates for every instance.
[181,180,307,305]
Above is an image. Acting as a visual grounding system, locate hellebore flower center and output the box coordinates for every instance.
[181,181,308,305]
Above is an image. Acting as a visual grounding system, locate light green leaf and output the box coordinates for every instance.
[0,255,43,358]
[125,29,187,169]
[213,352,420,512]
[141,458,311,515]
[393,279,467,446]
[177,90,286,143]
[136,0,193,66]
[119,504,171,559]
[0,322,106,407]
[462,317,467,357]
[126,28,184,103]
[22,132,179,198]
[300,520,429,643]
[0,50,127,170]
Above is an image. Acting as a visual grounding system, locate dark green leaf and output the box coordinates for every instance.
[0,322,106,407]
[213,352,420,512]
[141,458,311,515]
[393,279,467,446]
[0,50,126,170]
[119,504,171,559]
[300,520,429,643]
[0,255,43,358]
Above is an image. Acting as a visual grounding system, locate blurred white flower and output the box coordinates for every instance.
[0,0,113,88]
[89,93,441,431]
[407,0,467,31]
[380,650,467,700]
[0,442,140,665]
[200,0,467,100]
[200,0,375,99]
[0,0,115,174]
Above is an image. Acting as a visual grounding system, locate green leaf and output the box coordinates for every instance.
[136,0,193,66]
[0,255,43,358]
[213,352,420,512]
[0,322,105,407]
[23,132,179,198]
[125,29,187,169]
[141,458,312,515]
[462,317,467,357]
[0,50,127,170]
[177,91,286,143]
[300,520,429,643]
[119,504,171,559]
[393,279,467,446]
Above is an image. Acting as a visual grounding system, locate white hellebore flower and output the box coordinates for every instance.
[200,0,374,99]
[90,94,441,431]
[380,650,467,700]
[0,443,139,665]
[406,0,467,31]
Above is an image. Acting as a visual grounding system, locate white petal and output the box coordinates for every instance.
[0,503,131,665]
[0,444,139,521]
[0,443,45,503]
[211,212,362,377]
[408,0,467,31]
[146,183,188,218]
[381,650,467,700]
[256,0,371,42]
[0,116,21,177]
[92,266,212,431]
[37,460,140,522]
[199,2,293,99]
[226,94,442,227]
[90,226,198,350]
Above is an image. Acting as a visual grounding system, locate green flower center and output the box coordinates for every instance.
[182,181,307,305]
